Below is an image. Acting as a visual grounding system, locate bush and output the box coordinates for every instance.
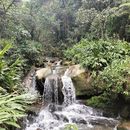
[17,40,44,65]
[87,92,118,108]
[65,39,130,95]
[0,40,24,92]
[0,39,34,130]
[0,93,34,130]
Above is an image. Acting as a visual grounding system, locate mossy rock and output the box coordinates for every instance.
[72,72,92,96]
[72,72,101,98]
[120,106,130,119]
[117,121,130,130]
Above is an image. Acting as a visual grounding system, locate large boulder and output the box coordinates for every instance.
[66,64,101,99]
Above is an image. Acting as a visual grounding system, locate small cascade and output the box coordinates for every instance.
[32,72,36,90]
[44,75,62,104]
[62,75,76,106]
[61,68,76,106]
[28,72,37,95]
[25,67,119,130]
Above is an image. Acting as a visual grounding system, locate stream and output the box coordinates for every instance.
[25,66,119,130]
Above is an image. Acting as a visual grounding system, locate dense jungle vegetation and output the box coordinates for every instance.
[1,0,130,129]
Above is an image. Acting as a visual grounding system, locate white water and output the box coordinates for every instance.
[28,73,38,95]
[62,75,76,106]
[44,77,58,104]
[25,69,119,130]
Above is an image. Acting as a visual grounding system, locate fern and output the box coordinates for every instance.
[65,39,130,95]
[0,93,34,129]
[0,40,34,130]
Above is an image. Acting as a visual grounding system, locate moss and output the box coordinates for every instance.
[86,93,117,109]
[72,72,91,95]
[86,95,109,108]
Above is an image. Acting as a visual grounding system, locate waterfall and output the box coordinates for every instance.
[25,68,119,130]
[62,75,76,106]
[28,72,37,95]
[44,75,60,104]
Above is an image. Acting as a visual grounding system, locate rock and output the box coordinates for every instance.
[64,64,101,99]
[117,121,130,130]
[53,66,66,76]
[35,67,52,95]
[72,72,92,96]
[120,106,130,119]
[22,66,36,89]
[72,71,100,99]
[36,67,52,80]
[36,128,42,130]
[65,64,85,77]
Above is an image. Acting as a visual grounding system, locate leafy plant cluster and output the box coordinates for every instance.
[0,40,23,93]
[65,39,130,95]
[1,0,130,58]
[0,40,34,130]
[0,93,33,130]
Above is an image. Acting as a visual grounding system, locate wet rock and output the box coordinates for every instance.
[72,72,92,96]
[71,117,87,124]
[62,65,104,100]
[36,128,42,130]
[72,69,101,99]
[48,103,57,112]
[54,113,69,122]
[90,118,118,127]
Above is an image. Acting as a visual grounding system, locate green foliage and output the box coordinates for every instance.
[87,94,111,108]
[0,39,34,130]
[0,93,34,130]
[66,39,130,71]
[0,40,24,92]
[64,124,78,130]
[16,40,44,66]
[94,58,130,93]
[65,39,130,95]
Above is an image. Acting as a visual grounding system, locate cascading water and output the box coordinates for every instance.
[25,68,119,130]
[62,75,76,106]
[28,72,37,95]
[44,75,63,104]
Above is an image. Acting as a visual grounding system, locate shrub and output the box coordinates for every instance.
[0,39,34,130]
[65,39,130,95]
[0,93,34,130]
[0,40,24,92]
